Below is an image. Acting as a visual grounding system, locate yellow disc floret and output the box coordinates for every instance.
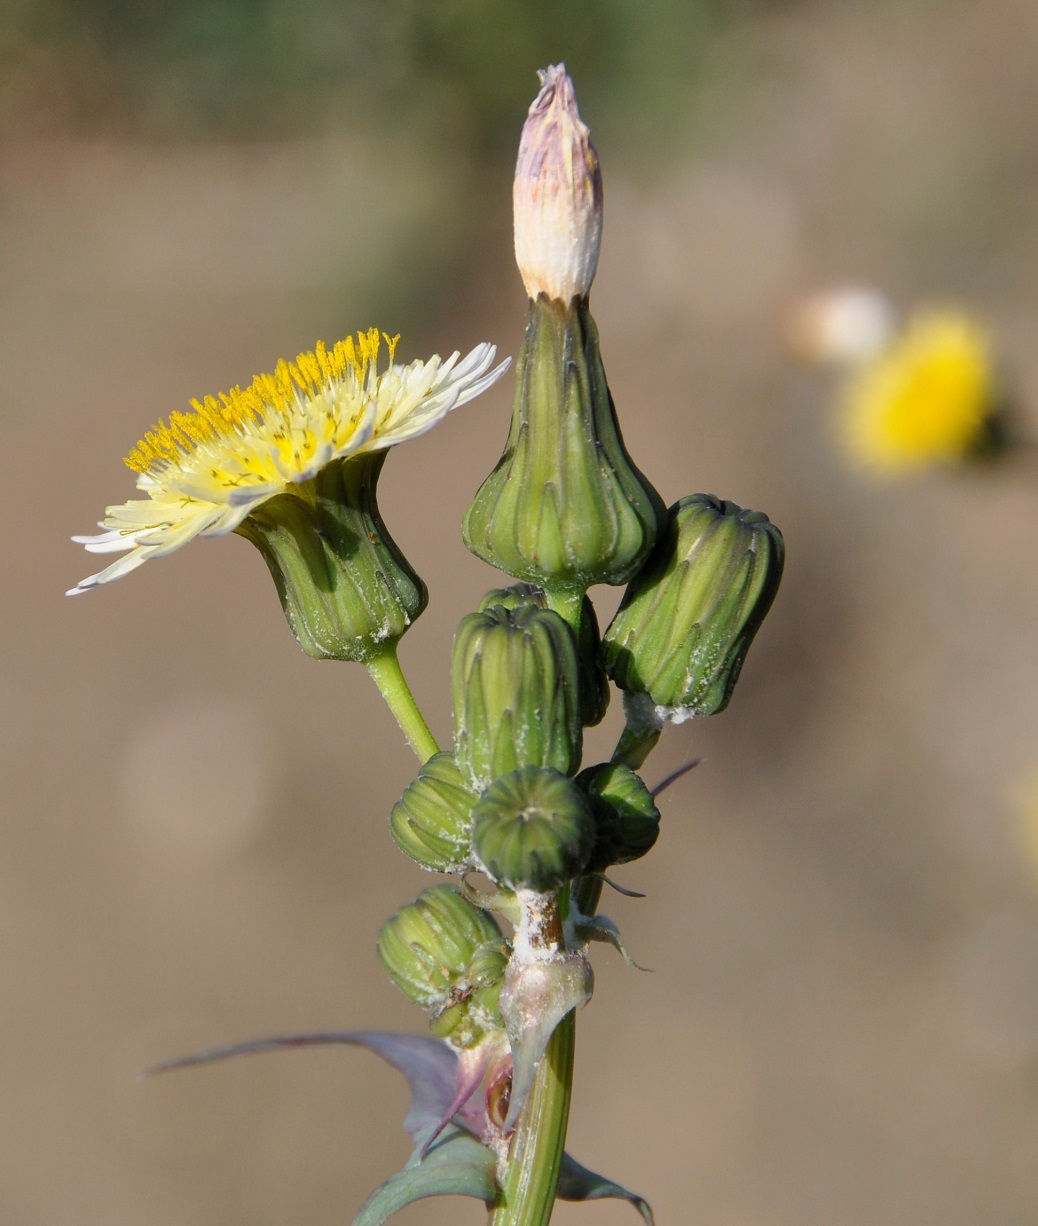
[840,311,995,474]
[124,330,397,475]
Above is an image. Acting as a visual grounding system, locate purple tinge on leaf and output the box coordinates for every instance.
[142,1025,653,1222]
[140,1029,477,1157]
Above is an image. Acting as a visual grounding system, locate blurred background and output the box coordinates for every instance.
[5,1,1038,1222]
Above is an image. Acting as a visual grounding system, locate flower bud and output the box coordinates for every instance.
[237,453,425,662]
[472,766,595,892]
[602,494,784,719]
[513,63,602,303]
[477,583,608,728]
[463,297,666,594]
[428,940,510,1051]
[388,752,477,874]
[577,762,660,871]
[377,886,503,1013]
[451,603,583,791]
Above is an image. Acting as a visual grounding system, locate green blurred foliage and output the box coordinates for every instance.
[0,0,754,157]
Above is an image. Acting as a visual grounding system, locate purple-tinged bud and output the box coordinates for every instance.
[513,64,603,303]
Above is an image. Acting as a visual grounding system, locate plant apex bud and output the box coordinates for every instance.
[514,64,602,302]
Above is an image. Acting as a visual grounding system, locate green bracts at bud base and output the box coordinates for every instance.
[377,886,503,1013]
[429,940,509,1050]
[577,762,660,871]
[603,494,784,718]
[463,297,666,593]
[389,752,477,874]
[472,766,595,892]
[237,453,426,662]
[451,602,583,791]
[477,583,609,727]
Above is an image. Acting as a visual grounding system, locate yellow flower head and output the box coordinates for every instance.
[69,329,508,594]
[840,310,996,474]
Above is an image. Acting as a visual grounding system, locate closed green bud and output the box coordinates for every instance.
[429,939,510,1050]
[577,762,660,871]
[602,494,784,718]
[463,297,666,594]
[451,603,583,791]
[388,752,477,874]
[238,454,425,662]
[476,583,609,728]
[377,886,503,1012]
[472,766,595,892]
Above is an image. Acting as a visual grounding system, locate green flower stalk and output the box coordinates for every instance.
[463,67,665,606]
[81,60,788,1226]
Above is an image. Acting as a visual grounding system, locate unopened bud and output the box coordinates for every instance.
[463,298,666,593]
[577,762,660,871]
[603,494,784,719]
[377,886,503,1013]
[429,940,510,1051]
[513,64,602,303]
[451,603,583,791]
[388,752,477,874]
[477,583,608,727]
[472,766,595,892]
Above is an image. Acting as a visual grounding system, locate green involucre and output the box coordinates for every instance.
[377,886,503,1013]
[602,494,784,717]
[463,297,666,593]
[237,453,426,662]
[389,752,477,873]
[472,766,595,892]
[452,602,583,791]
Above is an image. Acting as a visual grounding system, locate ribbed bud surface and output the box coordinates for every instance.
[472,766,595,892]
[451,602,583,791]
[603,494,784,718]
[577,761,660,871]
[476,583,608,727]
[463,297,666,594]
[429,940,509,1050]
[388,752,477,874]
[377,886,503,1012]
[237,453,426,662]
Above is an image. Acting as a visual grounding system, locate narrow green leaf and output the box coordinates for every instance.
[354,1128,498,1226]
[558,1153,655,1223]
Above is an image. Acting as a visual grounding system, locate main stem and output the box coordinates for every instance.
[489,1012,575,1226]
[365,645,440,763]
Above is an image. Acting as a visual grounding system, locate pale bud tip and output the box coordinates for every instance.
[513,63,603,302]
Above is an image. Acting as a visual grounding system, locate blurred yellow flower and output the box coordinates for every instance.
[840,310,997,474]
[69,329,507,594]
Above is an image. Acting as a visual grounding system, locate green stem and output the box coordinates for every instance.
[489,1010,576,1226]
[544,586,585,631]
[365,645,440,763]
[610,720,661,770]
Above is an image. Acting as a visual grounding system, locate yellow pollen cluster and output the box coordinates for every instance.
[124,329,400,475]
